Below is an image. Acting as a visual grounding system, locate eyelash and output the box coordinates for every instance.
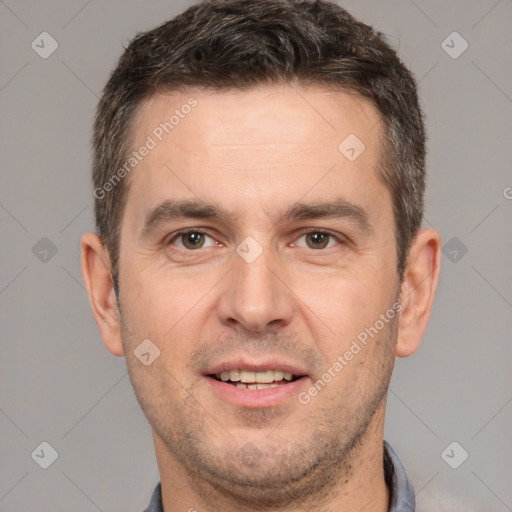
[299,228,341,239]
[167,228,344,250]
[167,229,218,248]
[293,228,344,249]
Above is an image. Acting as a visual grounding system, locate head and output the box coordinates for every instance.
[82,0,440,508]
[93,0,426,280]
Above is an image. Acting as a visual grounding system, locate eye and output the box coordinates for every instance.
[170,230,217,250]
[294,230,340,250]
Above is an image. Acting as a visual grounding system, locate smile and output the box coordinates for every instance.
[211,369,299,389]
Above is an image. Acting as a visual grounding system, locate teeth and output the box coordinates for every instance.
[212,370,242,382]
[235,383,279,389]
[229,370,241,381]
[240,370,256,383]
[257,383,278,389]
[216,369,297,384]
[255,370,274,383]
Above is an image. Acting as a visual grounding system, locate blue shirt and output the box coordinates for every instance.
[142,441,414,512]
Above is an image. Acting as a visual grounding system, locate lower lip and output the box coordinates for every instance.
[204,376,309,408]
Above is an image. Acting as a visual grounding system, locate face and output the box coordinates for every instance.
[117,85,401,503]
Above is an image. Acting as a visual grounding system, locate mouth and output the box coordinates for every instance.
[203,361,309,408]
[209,369,302,390]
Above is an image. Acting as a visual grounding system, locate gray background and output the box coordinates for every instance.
[1,0,511,510]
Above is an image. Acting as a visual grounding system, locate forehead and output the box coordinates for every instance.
[124,84,387,226]
[132,84,381,153]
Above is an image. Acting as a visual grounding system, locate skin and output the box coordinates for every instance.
[81,84,441,512]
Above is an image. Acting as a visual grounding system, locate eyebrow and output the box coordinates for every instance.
[142,200,232,237]
[285,199,370,232]
[141,198,371,237]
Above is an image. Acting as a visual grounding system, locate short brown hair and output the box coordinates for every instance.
[92,0,426,278]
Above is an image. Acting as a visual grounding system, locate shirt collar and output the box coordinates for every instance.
[384,441,416,512]
[142,481,162,512]
[142,442,415,512]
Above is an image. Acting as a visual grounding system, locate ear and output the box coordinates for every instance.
[81,232,124,356]
[396,228,441,358]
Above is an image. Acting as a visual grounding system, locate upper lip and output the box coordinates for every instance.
[204,357,309,377]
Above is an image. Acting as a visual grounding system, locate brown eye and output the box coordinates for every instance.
[174,231,210,250]
[305,232,330,249]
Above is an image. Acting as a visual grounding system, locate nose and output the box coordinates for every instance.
[216,245,294,334]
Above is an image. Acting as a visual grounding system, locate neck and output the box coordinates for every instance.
[154,405,389,512]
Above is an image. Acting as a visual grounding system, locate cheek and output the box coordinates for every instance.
[286,268,396,378]
[123,264,211,331]
[120,266,220,381]
[291,268,397,354]
[120,280,207,390]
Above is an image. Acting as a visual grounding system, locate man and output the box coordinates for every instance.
[81,1,441,510]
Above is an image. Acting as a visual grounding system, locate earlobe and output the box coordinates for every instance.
[80,232,125,356]
[395,228,441,358]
